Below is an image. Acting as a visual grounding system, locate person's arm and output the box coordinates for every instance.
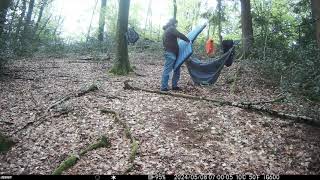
[171,28,190,42]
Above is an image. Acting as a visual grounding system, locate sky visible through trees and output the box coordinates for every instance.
[52,0,220,40]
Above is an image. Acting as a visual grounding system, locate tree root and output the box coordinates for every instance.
[0,120,14,125]
[11,110,73,136]
[124,80,320,127]
[13,84,98,136]
[100,108,139,174]
[52,155,78,175]
[47,84,98,112]
[52,136,111,175]
[80,136,111,156]
[99,94,122,100]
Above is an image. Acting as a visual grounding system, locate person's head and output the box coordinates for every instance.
[163,18,178,30]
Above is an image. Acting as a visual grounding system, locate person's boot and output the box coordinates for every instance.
[172,87,182,91]
[160,88,169,92]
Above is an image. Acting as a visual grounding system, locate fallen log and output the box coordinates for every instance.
[52,136,111,175]
[100,108,139,174]
[124,80,320,127]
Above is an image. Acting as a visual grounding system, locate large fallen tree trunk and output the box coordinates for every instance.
[124,80,320,127]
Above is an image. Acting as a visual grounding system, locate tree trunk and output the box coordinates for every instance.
[240,0,254,55]
[217,0,223,45]
[8,0,21,35]
[173,0,177,20]
[192,2,201,28]
[207,23,211,40]
[144,0,152,37]
[34,0,48,37]
[0,0,11,36]
[311,0,320,48]
[86,0,98,43]
[110,0,132,75]
[22,0,35,47]
[16,0,27,39]
[24,0,35,34]
[98,0,107,42]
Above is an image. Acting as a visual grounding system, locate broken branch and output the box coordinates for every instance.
[123,80,320,127]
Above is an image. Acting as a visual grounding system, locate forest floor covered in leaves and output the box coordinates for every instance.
[0,51,320,175]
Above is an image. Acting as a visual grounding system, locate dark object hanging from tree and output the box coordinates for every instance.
[126,27,139,45]
[222,40,235,67]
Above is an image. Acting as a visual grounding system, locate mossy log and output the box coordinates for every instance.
[100,108,139,174]
[80,136,111,156]
[0,133,15,153]
[52,155,78,175]
[52,136,111,175]
[124,80,320,127]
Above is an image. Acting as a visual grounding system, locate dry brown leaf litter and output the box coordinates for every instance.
[0,52,319,175]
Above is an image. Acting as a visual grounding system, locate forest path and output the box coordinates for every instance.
[0,52,319,175]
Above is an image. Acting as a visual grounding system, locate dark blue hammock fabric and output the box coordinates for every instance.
[186,47,235,85]
[173,24,236,85]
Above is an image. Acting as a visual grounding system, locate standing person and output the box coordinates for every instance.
[161,19,191,92]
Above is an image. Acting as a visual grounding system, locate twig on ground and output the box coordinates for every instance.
[0,120,14,125]
[123,80,319,127]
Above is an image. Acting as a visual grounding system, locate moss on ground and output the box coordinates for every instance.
[52,155,78,175]
[0,133,15,153]
[80,136,111,156]
[52,136,111,175]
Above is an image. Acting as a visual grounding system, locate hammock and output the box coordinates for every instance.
[174,24,236,85]
[186,46,235,85]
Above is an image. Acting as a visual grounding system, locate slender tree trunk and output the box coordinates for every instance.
[23,0,35,35]
[144,0,152,37]
[207,23,211,40]
[36,14,52,37]
[110,0,132,75]
[34,0,48,37]
[86,0,98,43]
[240,0,254,55]
[21,0,35,51]
[16,0,27,39]
[192,2,201,28]
[8,0,21,35]
[173,0,177,20]
[98,0,107,42]
[0,0,11,36]
[311,0,320,48]
[217,0,223,46]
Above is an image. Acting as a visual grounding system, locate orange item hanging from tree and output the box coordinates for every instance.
[205,39,215,56]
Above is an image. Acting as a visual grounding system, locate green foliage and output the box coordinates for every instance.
[52,155,78,175]
[53,136,111,175]
[248,0,320,101]
[0,133,15,153]
[251,41,320,102]
[109,65,133,76]
[129,139,138,162]
[79,136,111,156]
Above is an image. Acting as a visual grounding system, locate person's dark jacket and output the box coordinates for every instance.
[163,26,190,57]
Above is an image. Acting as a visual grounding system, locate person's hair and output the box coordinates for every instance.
[163,18,178,30]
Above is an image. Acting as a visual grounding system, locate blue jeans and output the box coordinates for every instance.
[161,52,181,90]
